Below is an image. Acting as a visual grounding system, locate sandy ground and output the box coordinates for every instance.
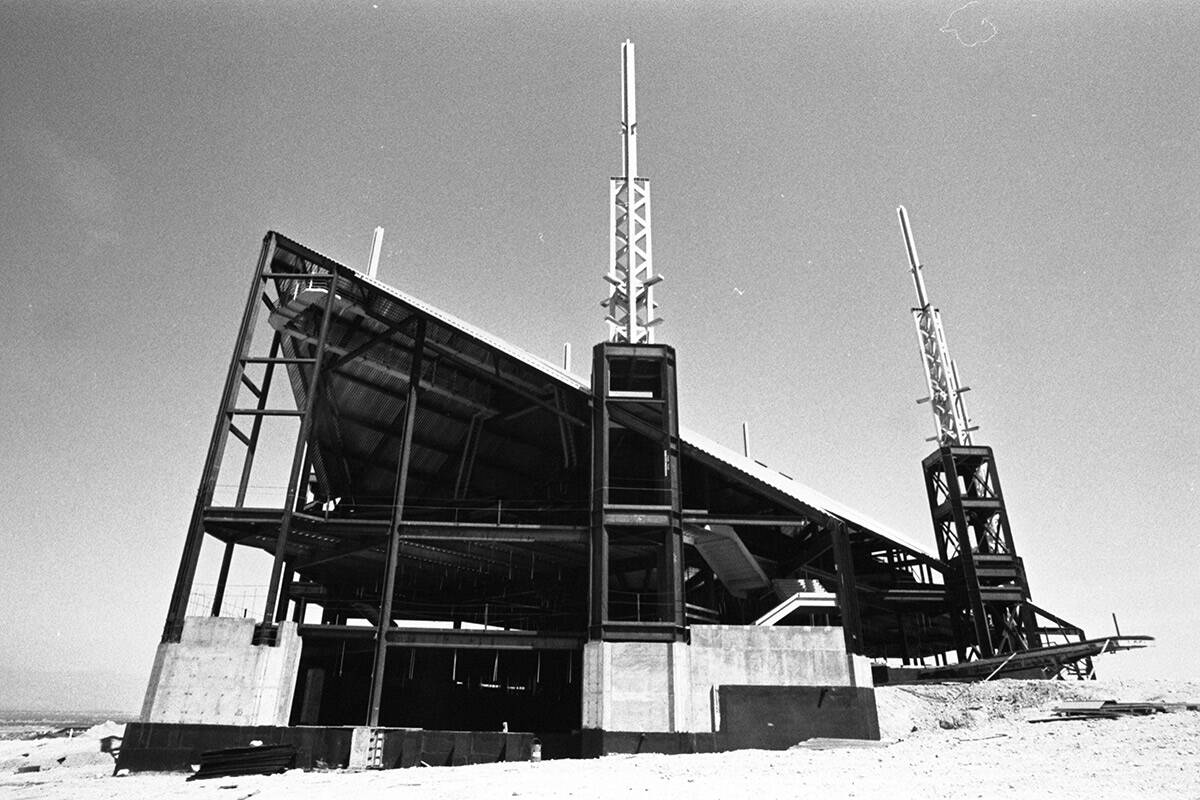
[3,678,1198,800]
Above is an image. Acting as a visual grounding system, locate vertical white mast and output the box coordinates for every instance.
[898,206,975,446]
[603,40,662,344]
[366,226,385,280]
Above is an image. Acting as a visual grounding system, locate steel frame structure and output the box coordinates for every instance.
[155,225,1118,736]
[161,232,601,730]
[898,206,1071,664]
[150,52,1126,742]
[589,342,685,641]
[922,445,1040,660]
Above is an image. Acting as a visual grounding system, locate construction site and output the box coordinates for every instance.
[117,42,1150,773]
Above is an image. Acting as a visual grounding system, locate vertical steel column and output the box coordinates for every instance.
[276,420,319,625]
[257,267,340,642]
[367,318,427,726]
[830,519,864,655]
[211,545,235,618]
[588,344,610,634]
[277,561,295,624]
[660,348,683,627]
[162,234,277,642]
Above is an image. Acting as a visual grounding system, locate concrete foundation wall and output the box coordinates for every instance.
[140,617,302,726]
[582,625,872,733]
[117,722,532,773]
[686,625,870,732]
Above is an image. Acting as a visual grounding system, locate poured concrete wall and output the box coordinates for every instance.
[140,617,302,726]
[582,625,872,733]
[117,722,532,773]
[582,640,688,732]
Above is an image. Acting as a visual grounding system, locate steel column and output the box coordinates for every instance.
[367,318,427,726]
[830,520,864,655]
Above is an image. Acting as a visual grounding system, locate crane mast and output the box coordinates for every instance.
[898,206,975,446]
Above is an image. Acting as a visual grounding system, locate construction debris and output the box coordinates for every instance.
[186,744,296,781]
[1029,700,1200,723]
[790,737,892,750]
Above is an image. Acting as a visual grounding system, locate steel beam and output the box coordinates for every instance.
[299,624,584,651]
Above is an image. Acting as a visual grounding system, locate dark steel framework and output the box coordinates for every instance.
[159,233,1114,735]
[922,445,1039,660]
[590,343,685,641]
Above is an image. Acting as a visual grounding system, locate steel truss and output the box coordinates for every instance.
[602,40,661,344]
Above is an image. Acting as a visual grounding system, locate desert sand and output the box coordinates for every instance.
[3,678,1198,800]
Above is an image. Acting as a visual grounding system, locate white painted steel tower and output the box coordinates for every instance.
[898,206,976,446]
[602,41,662,344]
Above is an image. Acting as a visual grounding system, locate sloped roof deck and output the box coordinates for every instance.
[265,234,936,555]
[267,239,593,527]
[209,233,953,646]
[255,232,945,556]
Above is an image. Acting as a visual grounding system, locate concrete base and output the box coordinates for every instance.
[116,722,533,773]
[576,685,879,756]
[582,625,873,734]
[140,617,302,726]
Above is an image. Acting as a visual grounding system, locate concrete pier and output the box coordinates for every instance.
[140,617,302,726]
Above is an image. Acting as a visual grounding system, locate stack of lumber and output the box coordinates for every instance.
[186,743,297,780]
[1030,700,1200,723]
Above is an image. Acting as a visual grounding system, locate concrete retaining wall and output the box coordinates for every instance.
[140,617,302,726]
[582,625,873,734]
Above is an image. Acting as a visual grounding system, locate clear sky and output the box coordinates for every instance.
[1,1,1196,712]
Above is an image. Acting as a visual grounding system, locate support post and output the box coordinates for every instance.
[211,544,234,618]
[830,520,864,655]
[367,318,427,726]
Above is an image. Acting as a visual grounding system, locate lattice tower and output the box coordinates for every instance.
[602,41,662,343]
[897,206,976,446]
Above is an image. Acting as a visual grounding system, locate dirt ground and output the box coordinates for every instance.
[4,678,1198,800]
